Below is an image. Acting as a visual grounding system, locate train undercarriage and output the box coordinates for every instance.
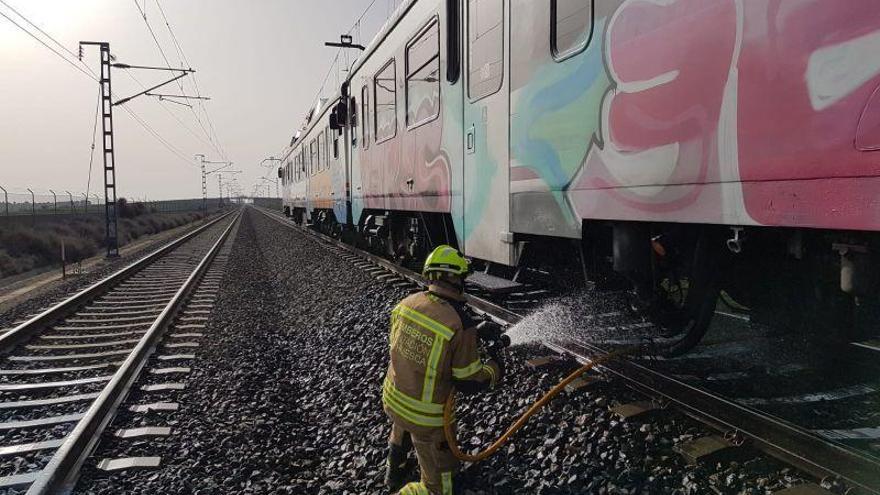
[291,205,879,355]
[583,222,878,354]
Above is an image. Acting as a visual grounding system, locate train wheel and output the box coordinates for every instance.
[652,230,721,356]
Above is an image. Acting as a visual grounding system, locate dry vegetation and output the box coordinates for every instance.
[0,199,205,279]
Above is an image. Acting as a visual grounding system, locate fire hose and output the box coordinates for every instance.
[443,325,636,463]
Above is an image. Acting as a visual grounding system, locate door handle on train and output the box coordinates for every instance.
[405,178,414,190]
[467,125,475,154]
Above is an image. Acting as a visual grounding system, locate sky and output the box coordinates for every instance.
[0,0,393,201]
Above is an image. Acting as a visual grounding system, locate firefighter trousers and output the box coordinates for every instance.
[389,421,459,495]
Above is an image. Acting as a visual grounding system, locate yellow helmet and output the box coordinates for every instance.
[423,245,470,277]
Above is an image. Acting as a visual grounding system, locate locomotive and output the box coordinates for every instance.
[278,0,880,354]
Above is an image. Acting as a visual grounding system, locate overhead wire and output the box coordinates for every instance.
[0,0,98,79]
[0,8,97,82]
[119,105,196,165]
[85,87,101,200]
[153,0,229,162]
[153,0,188,68]
[123,68,219,156]
[307,0,386,115]
[0,0,199,168]
[140,0,230,162]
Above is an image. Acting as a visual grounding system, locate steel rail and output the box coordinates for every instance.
[257,206,880,495]
[544,341,880,495]
[25,210,240,494]
[0,211,233,353]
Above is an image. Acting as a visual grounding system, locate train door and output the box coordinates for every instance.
[462,0,515,265]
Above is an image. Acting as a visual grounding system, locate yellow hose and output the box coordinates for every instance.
[443,349,630,463]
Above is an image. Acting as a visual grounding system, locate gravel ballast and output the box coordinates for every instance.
[0,214,226,329]
[73,208,815,494]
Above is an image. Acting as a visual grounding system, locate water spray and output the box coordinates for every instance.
[444,317,645,463]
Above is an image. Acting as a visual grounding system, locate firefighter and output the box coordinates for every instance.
[383,245,504,495]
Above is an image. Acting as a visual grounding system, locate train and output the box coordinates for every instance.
[277,0,880,354]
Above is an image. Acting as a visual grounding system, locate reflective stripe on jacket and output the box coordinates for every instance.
[383,283,499,432]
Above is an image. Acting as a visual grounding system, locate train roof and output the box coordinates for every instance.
[284,0,418,152]
[346,0,417,82]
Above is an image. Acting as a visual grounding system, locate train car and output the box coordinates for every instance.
[282,99,350,229]
[280,144,293,217]
[282,0,880,353]
[281,131,309,224]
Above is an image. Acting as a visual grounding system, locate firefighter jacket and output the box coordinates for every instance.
[383,282,501,434]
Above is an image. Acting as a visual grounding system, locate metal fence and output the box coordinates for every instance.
[0,185,230,224]
[252,197,282,211]
[0,188,104,216]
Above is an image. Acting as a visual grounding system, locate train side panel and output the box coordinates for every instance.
[350,0,455,218]
[507,0,880,236]
[280,146,293,215]
[348,0,520,265]
[292,147,308,215]
[461,0,515,264]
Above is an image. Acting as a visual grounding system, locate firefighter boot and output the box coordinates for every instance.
[385,442,411,491]
[385,425,414,492]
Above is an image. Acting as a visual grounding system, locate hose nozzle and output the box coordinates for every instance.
[476,318,510,353]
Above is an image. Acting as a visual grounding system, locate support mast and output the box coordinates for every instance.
[81,42,119,257]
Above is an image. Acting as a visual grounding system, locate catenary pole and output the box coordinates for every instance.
[80,42,119,257]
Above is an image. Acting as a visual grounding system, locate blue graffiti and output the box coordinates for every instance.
[513,19,607,189]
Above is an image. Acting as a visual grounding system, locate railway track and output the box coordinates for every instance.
[0,210,239,494]
[256,207,880,495]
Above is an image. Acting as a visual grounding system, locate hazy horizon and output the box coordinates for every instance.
[0,0,392,201]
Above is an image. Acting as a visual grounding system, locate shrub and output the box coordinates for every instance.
[0,210,204,279]
[117,198,147,219]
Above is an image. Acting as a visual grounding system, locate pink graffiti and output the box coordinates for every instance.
[737,0,880,228]
[572,0,880,230]
[607,0,736,155]
[360,116,451,213]
[572,0,738,218]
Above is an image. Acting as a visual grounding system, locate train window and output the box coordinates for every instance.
[551,0,593,60]
[361,86,370,149]
[446,0,461,83]
[467,0,503,101]
[310,139,317,176]
[325,125,332,164]
[406,18,441,128]
[374,59,397,143]
[350,97,359,148]
[317,132,324,172]
[301,148,306,177]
